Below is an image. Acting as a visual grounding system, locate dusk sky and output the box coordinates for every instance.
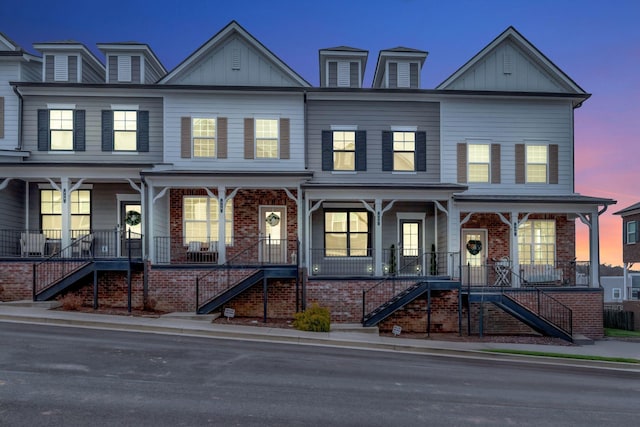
[1,0,638,266]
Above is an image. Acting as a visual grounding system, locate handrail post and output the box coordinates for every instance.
[196,277,199,312]
[32,263,36,301]
[362,289,365,323]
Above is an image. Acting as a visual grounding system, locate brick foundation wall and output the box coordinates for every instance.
[547,289,603,338]
[464,303,537,335]
[0,262,33,301]
[378,290,460,333]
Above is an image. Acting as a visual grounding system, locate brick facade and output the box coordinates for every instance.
[622,212,640,263]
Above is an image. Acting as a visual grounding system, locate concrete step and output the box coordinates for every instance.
[572,333,594,345]
[331,323,379,334]
[0,300,61,309]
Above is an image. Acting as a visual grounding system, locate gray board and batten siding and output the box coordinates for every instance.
[0,180,26,230]
[306,100,440,183]
[21,95,163,163]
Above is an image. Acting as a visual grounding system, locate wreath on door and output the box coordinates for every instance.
[125,210,142,226]
[266,212,280,227]
[466,240,482,255]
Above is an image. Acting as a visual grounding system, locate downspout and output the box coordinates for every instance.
[303,91,308,170]
[12,85,24,150]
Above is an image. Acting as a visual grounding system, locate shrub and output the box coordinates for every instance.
[293,304,331,332]
[59,294,84,311]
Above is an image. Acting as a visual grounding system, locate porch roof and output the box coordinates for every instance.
[302,182,467,191]
[453,194,616,206]
[141,170,313,178]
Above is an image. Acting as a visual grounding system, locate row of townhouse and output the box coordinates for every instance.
[0,21,615,339]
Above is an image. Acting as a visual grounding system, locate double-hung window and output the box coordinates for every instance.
[183,196,233,246]
[627,221,637,244]
[518,220,556,265]
[393,131,415,171]
[324,210,370,257]
[468,143,490,182]
[113,111,137,151]
[193,118,216,158]
[49,110,74,150]
[332,131,355,171]
[255,119,278,159]
[40,189,91,238]
[526,145,548,183]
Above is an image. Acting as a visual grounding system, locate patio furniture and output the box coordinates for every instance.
[72,234,94,257]
[20,232,46,257]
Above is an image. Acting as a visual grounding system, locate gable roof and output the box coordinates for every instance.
[372,46,428,88]
[437,26,585,94]
[614,202,640,216]
[159,20,310,87]
[0,32,21,52]
[97,42,167,75]
[33,41,105,72]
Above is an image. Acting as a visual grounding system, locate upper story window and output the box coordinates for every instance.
[255,119,278,159]
[468,143,490,182]
[332,131,356,171]
[193,118,216,158]
[183,196,233,246]
[38,107,85,152]
[393,131,415,171]
[102,108,149,153]
[322,129,366,171]
[382,130,425,172]
[627,221,637,244]
[526,144,548,183]
[49,110,74,150]
[113,111,137,151]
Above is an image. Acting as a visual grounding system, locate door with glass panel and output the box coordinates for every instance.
[461,229,487,285]
[399,220,422,275]
[120,202,142,257]
[259,206,287,263]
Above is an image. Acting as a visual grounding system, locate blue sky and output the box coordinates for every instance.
[1,0,638,264]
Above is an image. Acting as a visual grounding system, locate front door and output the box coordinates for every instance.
[259,206,287,263]
[461,229,487,285]
[120,202,142,257]
[399,219,423,275]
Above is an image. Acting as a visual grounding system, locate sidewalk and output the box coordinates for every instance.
[1,301,638,372]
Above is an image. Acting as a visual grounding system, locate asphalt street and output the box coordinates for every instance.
[1,322,639,426]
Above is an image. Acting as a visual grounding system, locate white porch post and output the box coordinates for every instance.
[59,177,71,250]
[374,199,382,276]
[218,185,227,264]
[590,210,601,288]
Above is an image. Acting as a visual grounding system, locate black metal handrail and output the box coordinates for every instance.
[502,288,573,336]
[32,229,142,299]
[196,236,299,311]
[361,251,459,322]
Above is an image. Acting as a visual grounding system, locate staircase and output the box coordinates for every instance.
[196,266,298,314]
[468,289,573,342]
[362,279,460,327]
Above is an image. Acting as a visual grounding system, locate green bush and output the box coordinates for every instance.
[293,304,331,332]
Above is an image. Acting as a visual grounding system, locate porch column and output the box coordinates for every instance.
[374,199,382,276]
[218,185,227,264]
[60,177,71,251]
[590,210,601,288]
[510,211,520,287]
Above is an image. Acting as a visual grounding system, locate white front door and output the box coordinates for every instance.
[259,206,287,263]
[461,229,487,285]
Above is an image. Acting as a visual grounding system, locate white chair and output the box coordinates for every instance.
[20,232,46,257]
[72,234,94,257]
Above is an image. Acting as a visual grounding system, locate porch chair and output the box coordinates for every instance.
[20,232,46,257]
[72,234,94,258]
[187,241,202,262]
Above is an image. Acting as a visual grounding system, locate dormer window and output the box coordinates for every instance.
[54,55,68,81]
[118,56,131,82]
[388,62,418,88]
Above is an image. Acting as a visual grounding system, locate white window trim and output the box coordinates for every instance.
[524,141,550,184]
[330,125,358,131]
[627,221,637,244]
[391,126,417,132]
[467,140,492,184]
[192,116,217,159]
[111,104,139,111]
[47,103,76,110]
[254,117,279,160]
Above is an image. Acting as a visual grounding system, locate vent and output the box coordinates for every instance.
[397,62,410,88]
[118,55,132,82]
[503,53,513,74]
[54,55,68,81]
[232,48,241,70]
[337,61,350,87]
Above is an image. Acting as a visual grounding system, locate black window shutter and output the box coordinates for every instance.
[101,110,113,151]
[321,130,333,171]
[37,109,49,151]
[137,111,149,152]
[73,110,85,151]
[355,131,367,171]
[416,131,426,171]
[382,131,393,171]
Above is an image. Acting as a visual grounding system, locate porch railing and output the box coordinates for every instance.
[309,248,376,276]
[1,228,142,259]
[460,259,591,287]
[502,288,573,337]
[195,237,299,309]
[155,234,298,265]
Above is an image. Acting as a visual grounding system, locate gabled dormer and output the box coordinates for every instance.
[33,41,104,83]
[97,42,166,84]
[372,47,427,89]
[159,20,309,87]
[0,31,42,82]
[437,26,586,98]
[318,46,368,88]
